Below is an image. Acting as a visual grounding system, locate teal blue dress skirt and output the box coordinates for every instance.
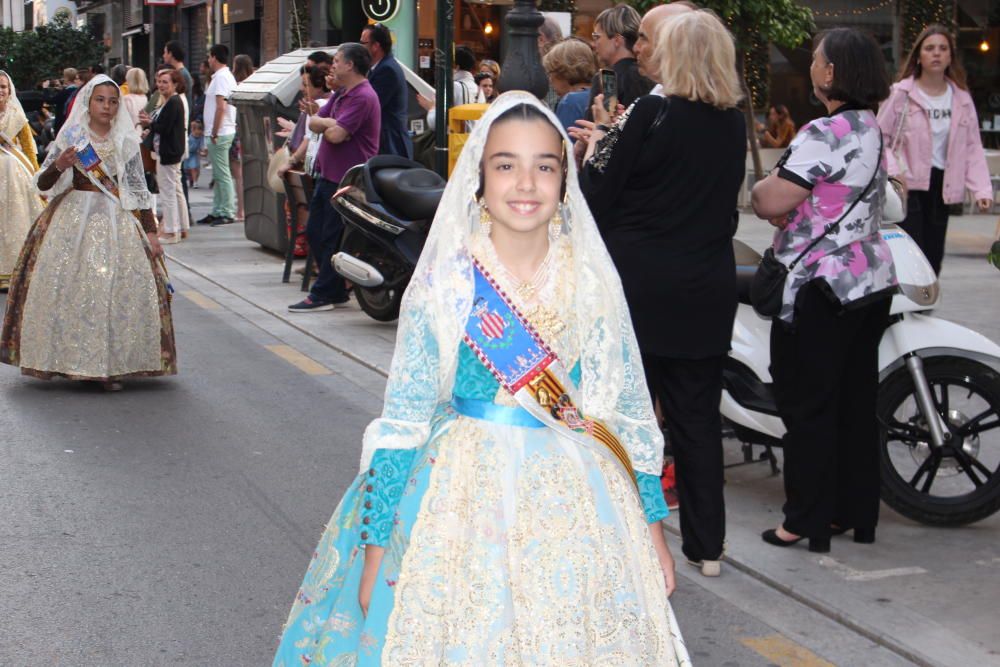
[272,345,690,666]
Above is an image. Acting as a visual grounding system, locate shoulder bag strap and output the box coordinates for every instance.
[787,131,883,271]
[890,90,909,159]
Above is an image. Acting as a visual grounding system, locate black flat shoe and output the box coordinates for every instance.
[196,214,218,225]
[761,528,830,553]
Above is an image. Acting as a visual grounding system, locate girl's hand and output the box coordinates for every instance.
[768,215,789,230]
[54,146,76,172]
[146,232,163,257]
[648,522,677,597]
[359,544,385,616]
[976,198,993,213]
[591,94,612,126]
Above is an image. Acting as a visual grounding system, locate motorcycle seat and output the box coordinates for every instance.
[372,167,446,221]
[733,240,762,306]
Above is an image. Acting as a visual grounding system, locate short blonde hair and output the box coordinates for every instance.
[653,10,742,109]
[543,38,598,86]
[125,67,149,95]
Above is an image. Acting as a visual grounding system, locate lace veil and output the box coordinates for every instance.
[36,74,152,211]
[360,91,663,476]
[0,70,29,140]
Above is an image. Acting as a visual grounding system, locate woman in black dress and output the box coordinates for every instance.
[580,9,746,577]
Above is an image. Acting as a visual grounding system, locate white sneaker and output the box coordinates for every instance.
[687,558,722,577]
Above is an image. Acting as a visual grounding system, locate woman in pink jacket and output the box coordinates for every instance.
[877,24,993,274]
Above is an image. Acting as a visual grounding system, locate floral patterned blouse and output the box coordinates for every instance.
[774,107,898,323]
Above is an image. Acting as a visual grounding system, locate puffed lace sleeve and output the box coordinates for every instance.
[607,318,665,479]
[611,331,668,523]
[117,150,153,212]
[359,288,442,473]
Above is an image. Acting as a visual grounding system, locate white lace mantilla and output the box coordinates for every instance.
[360,91,664,477]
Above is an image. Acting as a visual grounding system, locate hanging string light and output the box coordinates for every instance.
[812,0,894,19]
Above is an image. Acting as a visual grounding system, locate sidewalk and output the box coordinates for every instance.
[173,179,1000,667]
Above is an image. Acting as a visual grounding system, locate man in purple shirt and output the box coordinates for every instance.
[289,43,381,312]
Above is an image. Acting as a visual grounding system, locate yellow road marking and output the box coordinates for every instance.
[741,635,836,667]
[265,345,332,376]
[180,290,221,310]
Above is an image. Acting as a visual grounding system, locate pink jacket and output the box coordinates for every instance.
[877,76,992,204]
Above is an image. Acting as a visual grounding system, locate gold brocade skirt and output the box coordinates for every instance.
[0,151,43,280]
[0,188,176,381]
[274,414,691,666]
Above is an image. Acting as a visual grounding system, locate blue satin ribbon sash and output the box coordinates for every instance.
[450,396,546,428]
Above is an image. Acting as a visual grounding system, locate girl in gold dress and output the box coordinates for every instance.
[0,70,44,290]
[0,75,176,390]
[272,92,690,666]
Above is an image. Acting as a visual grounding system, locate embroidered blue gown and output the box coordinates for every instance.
[273,242,690,666]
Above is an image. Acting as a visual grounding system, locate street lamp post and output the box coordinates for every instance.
[433,0,455,177]
[497,0,547,98]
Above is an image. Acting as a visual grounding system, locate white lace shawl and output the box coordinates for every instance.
[35,74,152,211]
[360,91,664,477]
[0,70,29,140]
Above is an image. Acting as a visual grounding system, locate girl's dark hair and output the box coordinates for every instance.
[898,24,967,90]
[816,28,890,110]
[304,64,330,92]
[476,103,566,198]
[493,102,556,127]
[771,104,790,122]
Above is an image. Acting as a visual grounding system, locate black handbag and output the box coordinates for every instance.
[750,135,883,318]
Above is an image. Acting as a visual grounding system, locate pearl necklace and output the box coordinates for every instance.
[480,236,558,306]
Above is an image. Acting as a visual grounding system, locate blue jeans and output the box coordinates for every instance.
[307,177,348,303]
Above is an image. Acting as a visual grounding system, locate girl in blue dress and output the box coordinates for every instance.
[273,91,690,666]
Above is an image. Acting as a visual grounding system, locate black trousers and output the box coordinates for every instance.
[900,167,949,275]
[306,177,348,303]
[643,353,726,562]
[770,282,891,537]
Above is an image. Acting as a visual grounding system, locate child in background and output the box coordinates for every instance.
[185,119,205,188]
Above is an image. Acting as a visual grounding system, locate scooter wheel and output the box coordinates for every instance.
[878,357,1000,526]
[355,285,404,322]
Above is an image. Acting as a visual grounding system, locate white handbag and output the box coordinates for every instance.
[882,175,907,223]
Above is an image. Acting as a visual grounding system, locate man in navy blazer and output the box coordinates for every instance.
[361,23,413,159]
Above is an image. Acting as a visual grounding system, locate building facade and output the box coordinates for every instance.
[2,0,996,125]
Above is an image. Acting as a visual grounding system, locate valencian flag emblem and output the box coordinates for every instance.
[474,298,507,339]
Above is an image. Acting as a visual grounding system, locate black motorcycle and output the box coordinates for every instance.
[330,156,445,321]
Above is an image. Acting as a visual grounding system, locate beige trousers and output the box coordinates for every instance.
[156,161,190,234]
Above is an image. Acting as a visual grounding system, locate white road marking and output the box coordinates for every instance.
[817,556,927,582]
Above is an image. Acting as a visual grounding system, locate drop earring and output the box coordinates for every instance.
[479,197,492,236]
[549,192,568,242]
[549,207,563,243]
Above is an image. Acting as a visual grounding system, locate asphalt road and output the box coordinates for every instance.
[0,267,915,666]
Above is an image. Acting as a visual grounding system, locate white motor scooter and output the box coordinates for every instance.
[724,226,1000,526]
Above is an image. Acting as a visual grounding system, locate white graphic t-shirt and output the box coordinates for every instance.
[916,84,953,170]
